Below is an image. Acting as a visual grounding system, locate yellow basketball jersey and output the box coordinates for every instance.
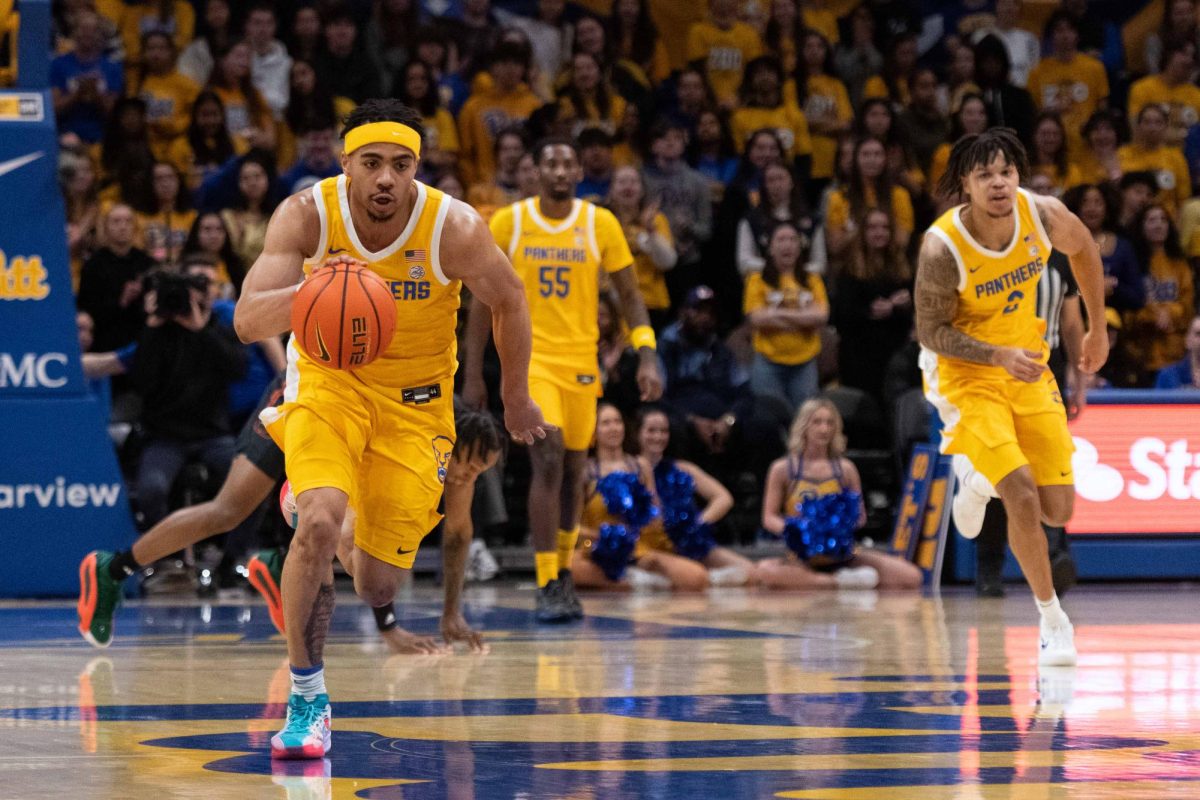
[923,188,1050,379]
[296,175,460,392]
[489,197,633,371]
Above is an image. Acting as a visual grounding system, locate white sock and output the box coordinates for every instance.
[290,664,326,700]
[1036,594,1068,626]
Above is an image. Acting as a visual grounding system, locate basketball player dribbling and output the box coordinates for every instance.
[916,128,1108,667]
[234,99,548,759]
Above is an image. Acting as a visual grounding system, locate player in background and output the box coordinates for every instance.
[462,138,664,624]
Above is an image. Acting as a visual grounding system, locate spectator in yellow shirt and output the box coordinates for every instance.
[863,32,918,108]
[167,90,240,190]
[792,31,852,185]
[1075,109,1126,186]
[555,52,627,139]
[929,94,991,205]
[731,56,812,168]
[765,0,805,74]
[1030,112,1083,195]
[824,136,913,258]
[687,0,763,108]
[394,59,459,178]
[135,161,195,266]
[1127,39,1200,148]
[1027,10,1108,155]
[1124,204,1195,384]
[466,127,527,222]
[744,221,828,411]
[205,40,275,153]
[131,31,199,160]
[457,41,542,185]
[1118,104,1191,215]
[608,165,677,327]
[119,0,194,69]
[611,0,671,86]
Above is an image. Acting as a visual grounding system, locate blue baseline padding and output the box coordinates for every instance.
[954,538,1200,583]
[1086,388,1200,405]
[0,1,136,597]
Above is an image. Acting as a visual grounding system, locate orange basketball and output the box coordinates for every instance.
[291,264,396,369]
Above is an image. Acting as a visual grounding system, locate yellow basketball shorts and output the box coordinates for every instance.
[264,371,454,569]
[924,362,1074,488]
[529,356,599,452]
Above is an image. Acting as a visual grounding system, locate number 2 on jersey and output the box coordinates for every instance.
[538,265,570,298]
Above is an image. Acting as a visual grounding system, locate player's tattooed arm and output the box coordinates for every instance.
[304,582,336,665]
[914,234,998,365]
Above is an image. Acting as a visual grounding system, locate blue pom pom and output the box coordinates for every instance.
[591,523,639,581]
[653,462,715,561]
[597,471,659,529]
[783,490,861,566]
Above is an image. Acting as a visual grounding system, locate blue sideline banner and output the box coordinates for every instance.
[0,85,135,597]
[888,444,938,561]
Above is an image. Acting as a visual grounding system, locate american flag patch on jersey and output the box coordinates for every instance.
[404,249,426,262]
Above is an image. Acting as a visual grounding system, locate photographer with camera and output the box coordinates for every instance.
[127,256,247,530]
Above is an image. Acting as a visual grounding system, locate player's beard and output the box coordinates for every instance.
[367,209,397,223]
[547,186,573,202]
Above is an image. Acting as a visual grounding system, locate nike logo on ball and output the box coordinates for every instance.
[314,324,331,362]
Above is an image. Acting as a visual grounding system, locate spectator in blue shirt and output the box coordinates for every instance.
[50,11,124,144]
[1155,316,1200,389]
[575,128,614,204]
[278,126,341,195]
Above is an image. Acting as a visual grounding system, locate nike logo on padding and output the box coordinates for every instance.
[396,545,416,555]
[314,323,331,362]
[0,151,44,179]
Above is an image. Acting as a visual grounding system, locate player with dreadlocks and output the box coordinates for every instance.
[916,127,1108,666]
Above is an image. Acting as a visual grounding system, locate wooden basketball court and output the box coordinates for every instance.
[2,584,1198,798]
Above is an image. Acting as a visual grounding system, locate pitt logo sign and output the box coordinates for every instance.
[0,250,49,300]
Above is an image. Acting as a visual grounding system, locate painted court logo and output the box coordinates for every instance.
[0,477,122,510]
[431,436,454,483]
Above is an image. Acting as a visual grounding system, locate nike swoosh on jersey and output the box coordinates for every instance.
[396,545,416,555]
[328,247,348,254]
[0,151,44,179]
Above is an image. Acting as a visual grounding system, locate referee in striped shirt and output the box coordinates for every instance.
[974,249,1084,597]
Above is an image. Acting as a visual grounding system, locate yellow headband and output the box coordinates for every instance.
[344,121,422,158]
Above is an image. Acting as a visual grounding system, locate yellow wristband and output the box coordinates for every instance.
[630,325,656,351]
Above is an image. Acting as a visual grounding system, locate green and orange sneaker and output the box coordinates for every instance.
[248,548,286,635]
[78,551,123,648]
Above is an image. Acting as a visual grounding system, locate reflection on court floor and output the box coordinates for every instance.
[1,586,1198,799]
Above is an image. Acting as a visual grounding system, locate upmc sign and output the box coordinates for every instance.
[1070,402,1200,534]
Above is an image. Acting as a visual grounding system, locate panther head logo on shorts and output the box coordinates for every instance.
[431,436,454,484]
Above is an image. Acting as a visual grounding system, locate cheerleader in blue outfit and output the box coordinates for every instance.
[572,404,711,591]
[759,399,923,590]
[635,408,759,585]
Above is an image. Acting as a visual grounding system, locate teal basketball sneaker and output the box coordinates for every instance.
[271,693,332,759]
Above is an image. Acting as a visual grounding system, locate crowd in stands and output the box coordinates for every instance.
[44,0,1200,559]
